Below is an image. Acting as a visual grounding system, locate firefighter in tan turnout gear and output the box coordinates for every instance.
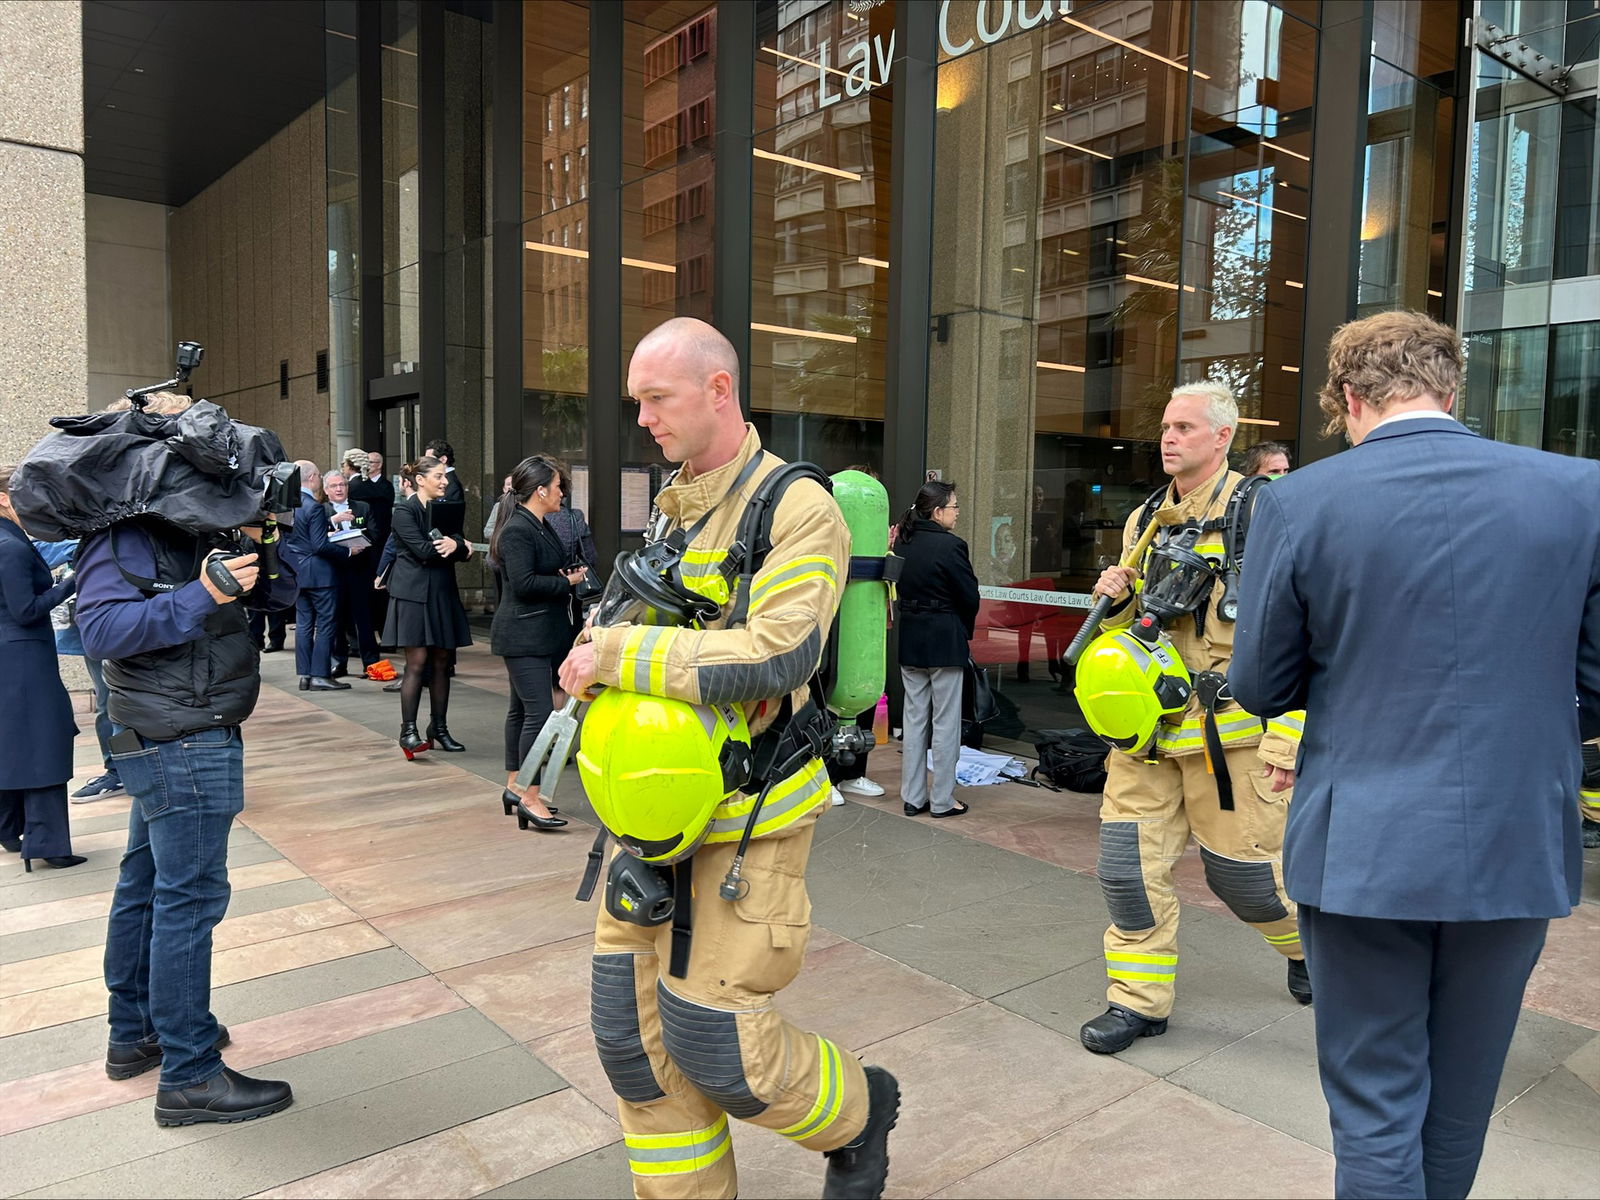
[557,318,899,1200]
[1077,381,1310,1055]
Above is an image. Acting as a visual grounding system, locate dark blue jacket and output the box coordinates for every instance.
[281,489,344,590]
[0,518,78,788]
[1232,415,1600,921]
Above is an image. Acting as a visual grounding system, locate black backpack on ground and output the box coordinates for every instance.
[1032,728,1111,793]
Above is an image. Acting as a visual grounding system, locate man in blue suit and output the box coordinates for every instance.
[1232,310,1600,1200]
[281,461,351,692]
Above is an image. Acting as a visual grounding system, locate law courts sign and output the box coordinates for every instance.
[816,0,1074,107]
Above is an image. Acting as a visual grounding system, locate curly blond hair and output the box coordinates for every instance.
[1318,311,1461,438]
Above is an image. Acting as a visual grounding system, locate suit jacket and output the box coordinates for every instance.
[387,495,471,605]
[489,506,579,658]
[323,499,374,576]
[894,520,981,669]
[347,475,394,548]
[282,491,344,591]
[0,519,78,788]
[442,468,466,505]
[1232,415,1600,921]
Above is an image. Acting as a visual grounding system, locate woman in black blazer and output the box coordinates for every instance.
[893,480,980,818]
[383,455,474,759]
[0,464,86,871]
[489,456,585,832]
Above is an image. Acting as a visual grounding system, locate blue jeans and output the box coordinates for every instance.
[84,657,115,772]
[103,725,243,1089]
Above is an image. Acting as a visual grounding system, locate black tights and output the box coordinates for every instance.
[400,645,452,727]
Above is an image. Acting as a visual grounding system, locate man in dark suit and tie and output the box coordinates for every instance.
[282,462,351,692]
[1232,310,1600,1200]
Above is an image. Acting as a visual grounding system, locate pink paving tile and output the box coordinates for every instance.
[0,976,467,1135]
[961,809,1104,873]
[269,805,515,877]
[1524,904,1600,1031]
[316,834,580,918]
[0,859,304,936]
[371,873,599,973]
[438,934,595,1043]
[530,1022,621,1125]
[252,1089,618,1198]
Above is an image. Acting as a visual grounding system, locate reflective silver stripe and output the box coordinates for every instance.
[626,1121,731,1164]
[1267,713,1305,733]
[1105,955,1177,976]
[632,626,670,694]
[751,557,837,605]
[707,762,828,837]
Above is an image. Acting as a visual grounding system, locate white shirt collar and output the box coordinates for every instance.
[1373,408,1455,432]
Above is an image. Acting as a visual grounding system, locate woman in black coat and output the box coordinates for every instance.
[0,465,86,871]
[383,455,474,758]
[893,481,980,818]
[489,456,585,832]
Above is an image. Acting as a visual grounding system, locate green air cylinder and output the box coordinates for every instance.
[827,470,889,717]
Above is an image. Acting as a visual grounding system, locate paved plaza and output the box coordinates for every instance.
[2,639,1597,1198]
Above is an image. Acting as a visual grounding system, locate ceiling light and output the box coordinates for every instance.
[857,256,889,268]
[1051,101,1065,111]
[105,103,116,109]
[751,321,857,344]
[1037,360,1086,373]
[753,147,862,182]
[1218,190,1306,220]
[1237,417,1282,426]
[1261,139,1310,162]
[1427,288,1443,297]
[1061,15,1211,80]
[1285,280,1304,289]
[1112,444,1125,450]
[1281,365,1300,373]
[523,241,676,273]
[1044,135,1111,161]
[766,46,853,83]
[132,66,145,73]
[1118,252,1137,260]
[1125,273,1197,293]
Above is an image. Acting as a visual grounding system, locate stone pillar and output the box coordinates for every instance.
[0,1,85,463]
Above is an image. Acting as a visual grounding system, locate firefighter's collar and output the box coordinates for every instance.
[658,425,765,523]
[1162,462,1233,516]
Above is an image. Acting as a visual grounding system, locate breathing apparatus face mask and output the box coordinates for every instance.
[592,540,724,630]
[1139,538,1220,625]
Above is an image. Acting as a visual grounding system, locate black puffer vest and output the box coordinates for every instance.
[103,523,260,740]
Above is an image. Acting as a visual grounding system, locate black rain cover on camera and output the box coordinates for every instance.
[10,400,290,541]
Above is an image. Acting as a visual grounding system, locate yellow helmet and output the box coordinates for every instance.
[576,689,753,864]
[1072,628,1193,756]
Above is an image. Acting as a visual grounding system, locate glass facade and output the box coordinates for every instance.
[322,0,1600,746]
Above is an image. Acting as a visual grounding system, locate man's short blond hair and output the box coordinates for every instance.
[1318,310,1462,437]
[1170,380,1238,449]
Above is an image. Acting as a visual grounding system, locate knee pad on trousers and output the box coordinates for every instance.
[657,983,769,1118]
[1199,847,1288,924]
[1098,821,1156,931]
[591,954,667,1104]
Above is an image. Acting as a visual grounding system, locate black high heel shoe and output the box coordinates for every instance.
[427,722,466,753]
[24,855,87,873]
[515,801,567,831]
[399,722,431,760]
[501,788,556,816]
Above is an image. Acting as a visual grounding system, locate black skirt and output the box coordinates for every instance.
[382,589,473,650]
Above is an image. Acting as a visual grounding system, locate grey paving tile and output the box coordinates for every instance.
[1491,1009,1600,1112]
[1565,1031,1600,1093]
[807,835,1065,940]
[989,904,1314,1077]
[0,947,426,1084]
[808,798,948,865]
[1475,1066,1600,1199]
[859,868,1108,997]
[64,812,136,837]
[0,878,331,965]
[480,1143,632,1199]
[12,1017,552,1198]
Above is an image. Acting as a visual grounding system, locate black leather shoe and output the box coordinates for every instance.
[264,641,284,654]
[822,1065,900,1199]
[1080,1005,1167,1054]
[930,800,970,818]
[0,836,19,853]
[154,1066,293,1126]
[329,662,348,679]
[515,801,567,831]
[903,802,928,816]
[298,676,310,691]
[1287,957,1313,1005]
[107,1027,231,1080]
[501,788,555,816]
[426,723,466,752]
[305,677,352,691]
[23,855,87,873]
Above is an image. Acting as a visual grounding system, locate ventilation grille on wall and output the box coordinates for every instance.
[279,360,289,399]
[316,350,329,393]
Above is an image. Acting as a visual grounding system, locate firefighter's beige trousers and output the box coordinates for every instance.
[1098,744,1302,1019]
[591,823,868,1199]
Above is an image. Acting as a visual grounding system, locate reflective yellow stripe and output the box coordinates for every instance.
[1262,931,1301,944]
[1106,951,1177,981]
[1153,710,1263,752]
[625,625,680,696]
[1267,711,1305,738]
[705,758,830,840]
[1580,789,1600,813]
[626,1115,732,1177]
[778,1036,846,1142]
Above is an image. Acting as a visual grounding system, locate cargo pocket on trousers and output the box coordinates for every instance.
[1246,768,1289,855]
[729,837,812,995]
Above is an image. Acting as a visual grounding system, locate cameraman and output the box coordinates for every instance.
[74,392,300,1126]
